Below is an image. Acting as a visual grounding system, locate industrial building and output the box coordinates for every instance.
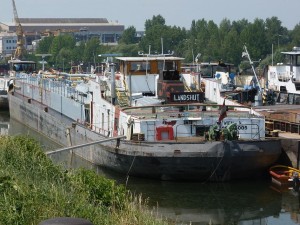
[0,32,17,57]
[0,18,124,56]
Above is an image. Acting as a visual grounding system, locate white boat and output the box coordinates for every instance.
[0,76,11,109]
[181,59,260,106]
[0,59,38,110]
[267,47,300,104]
[7,53,282,181]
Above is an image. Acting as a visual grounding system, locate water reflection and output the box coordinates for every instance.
[7,113,61,151]
[2,111,300,225]
[50,150,285,224]
[125,179,281,225]
[0,111,9,135]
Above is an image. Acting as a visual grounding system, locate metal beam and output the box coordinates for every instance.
[46,135,126,155]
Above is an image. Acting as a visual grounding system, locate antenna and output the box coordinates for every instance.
[36,54,52,71]
[161,37,163,55]
[98,53,122,64]
[138,41,173,57]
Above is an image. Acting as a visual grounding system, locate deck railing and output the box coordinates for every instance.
[16,75,87,104]
[173,123,261,141]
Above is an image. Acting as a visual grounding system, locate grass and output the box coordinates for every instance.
[0,135,170,225]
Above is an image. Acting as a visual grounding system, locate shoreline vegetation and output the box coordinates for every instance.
[0,135,169,225]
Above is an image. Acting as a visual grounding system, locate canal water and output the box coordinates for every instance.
[1,110,300,225]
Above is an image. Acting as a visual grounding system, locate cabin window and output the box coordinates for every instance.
[284,55,292,65]
[101,113,104,130]
[107,110,110,131]
[130,62,150,72]
[199,65,212,77]
[84,108,90,124]
[162,70,180,81]
[283,54,300,66]
[195,125,210,136]
[12,63,36,72]
[158,61,177,71]
[296,55,300,66]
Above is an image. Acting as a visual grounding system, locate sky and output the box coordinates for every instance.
[1,0,300,31]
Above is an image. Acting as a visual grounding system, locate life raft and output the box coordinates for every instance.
[156,126,174,141]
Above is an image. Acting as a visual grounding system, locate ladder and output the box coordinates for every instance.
[116,89,129,107]
[116,79,129,107]
[181,76,192,92]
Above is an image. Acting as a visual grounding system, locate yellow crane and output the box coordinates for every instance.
[12,0,26,59]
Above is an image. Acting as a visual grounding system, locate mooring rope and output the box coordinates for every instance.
[125,154,136,187]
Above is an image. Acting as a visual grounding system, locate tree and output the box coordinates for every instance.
[193,19,209,61]
[222,28,242,65]
[139,15,168,53]
[168,26,187,57]
[56,48,72,71]
[83,37,100,64]
[232,19,249,35]
[265,17,288,50]
[240,19,267,60]
[119,26,137,44]
[36,36,54,54]
[71,41,85,65]
[61,34,76,49]
[49,35,76,64]
[206,20,221,60]
[109,43,140,57]
[219,18,232,43]
[290,23,300,47]
[144,15,165,31]
[32,16,296,70]
[190,20,197,38]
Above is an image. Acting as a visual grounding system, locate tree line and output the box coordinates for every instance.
[31,15,300,72]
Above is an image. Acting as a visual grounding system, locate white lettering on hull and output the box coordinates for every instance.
[173,94,200,102]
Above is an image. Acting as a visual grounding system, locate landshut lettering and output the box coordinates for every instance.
[171,92,204,102]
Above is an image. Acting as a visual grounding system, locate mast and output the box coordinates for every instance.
[242,45,263,106]
[242,45,262,92]
[35,54,52,71]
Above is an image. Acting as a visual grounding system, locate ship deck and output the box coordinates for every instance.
[254,104,300,137]
[122,105,260,121]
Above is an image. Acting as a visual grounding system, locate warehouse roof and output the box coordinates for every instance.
[18,18,109,24]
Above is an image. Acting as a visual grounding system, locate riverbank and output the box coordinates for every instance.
[0,135,168,225]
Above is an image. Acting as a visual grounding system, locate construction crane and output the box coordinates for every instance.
[12,0,26,59]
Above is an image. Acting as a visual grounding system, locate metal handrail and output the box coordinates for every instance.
[173,123,261,141]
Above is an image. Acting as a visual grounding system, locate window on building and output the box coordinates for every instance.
[102,34,115,43]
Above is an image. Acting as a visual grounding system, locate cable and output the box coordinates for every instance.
[125,154,136,187]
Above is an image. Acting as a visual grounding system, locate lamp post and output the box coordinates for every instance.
[277,34,281,48]
[62,58,65,72]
